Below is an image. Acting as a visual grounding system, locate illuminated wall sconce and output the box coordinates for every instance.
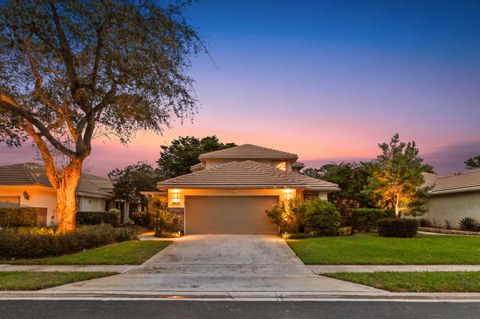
[171,190,180,205]
[284,189,293,200]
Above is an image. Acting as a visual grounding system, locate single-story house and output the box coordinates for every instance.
[152,144,339,235]
[0,163,114,226]
[423,169,480,227]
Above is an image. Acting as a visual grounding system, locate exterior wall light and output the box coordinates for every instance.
[171,190,180,205]
[284,189,293,200]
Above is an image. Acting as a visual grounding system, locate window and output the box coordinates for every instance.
[275,161,287,171]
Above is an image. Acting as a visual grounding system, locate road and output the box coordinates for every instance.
[1,300,479,319]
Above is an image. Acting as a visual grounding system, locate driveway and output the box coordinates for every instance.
[50,235,381,294]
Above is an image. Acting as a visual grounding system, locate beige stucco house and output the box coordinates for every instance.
[0,163,113,226]
[153,144,339,235]
[423,169,480,228]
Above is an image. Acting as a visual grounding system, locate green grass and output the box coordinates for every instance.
[5,240,172,265]
[0,272,116,290]
[325,272,480,292]
[287,233,480,265]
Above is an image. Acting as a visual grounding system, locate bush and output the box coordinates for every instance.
[419,218,432,228]
[334,198,360,226]
[265,199,304,233]
[266,199,341,236]
[459,217,479,231]
[150,202,179,233]
[76,210,121,226]
[350,208,393,232]
[302,199,341,236]
[377,218,418,238]
[130,211,151,228]
[0,207,38,227]
[338,226,353,236]
[0,224,138,259]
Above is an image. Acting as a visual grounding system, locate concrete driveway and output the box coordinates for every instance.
[50,235,381,294]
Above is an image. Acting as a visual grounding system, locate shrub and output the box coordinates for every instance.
[76,210,121,226]
[338,226,353,236]
[150,202,179,234]
[459,217,479,231]
[350,208,393,232]
[130,211,151,227]
[0,207,38,227]
[265,199,305,233]
[419,218,432,228]
[302,199,341,236]
[377,218,418,238]
[334,198,360,226]
[0,224,138,258]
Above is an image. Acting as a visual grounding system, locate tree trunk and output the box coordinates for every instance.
[55,160,82,232]
[394,193,400,217]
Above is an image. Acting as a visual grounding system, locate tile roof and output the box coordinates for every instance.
[158,160,339,191]
[0,163,112,198]
[424,169,480,195]
[198,144,298,161]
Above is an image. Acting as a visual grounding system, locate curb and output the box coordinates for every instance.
[2,290,480,302]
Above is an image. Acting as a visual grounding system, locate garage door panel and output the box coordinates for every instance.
[185,196,278,234]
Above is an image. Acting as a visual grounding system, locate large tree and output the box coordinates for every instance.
[157,136,236,179]
[108,162,161,208]
[0,0,204,231]
[465,155,480,169]
[365,134,433,217]
[304,162,375,207]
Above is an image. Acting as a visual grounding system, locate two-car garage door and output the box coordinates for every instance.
[185,196,279,235]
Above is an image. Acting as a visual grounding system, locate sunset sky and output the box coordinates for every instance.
[1,0,479,176]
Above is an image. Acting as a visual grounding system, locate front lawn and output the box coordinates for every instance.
[325,272,480,292]
[5,240,172,265]
[288,233,480,265]
[0,272,115,290]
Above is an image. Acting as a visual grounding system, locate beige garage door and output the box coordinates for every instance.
[185,196,279,234]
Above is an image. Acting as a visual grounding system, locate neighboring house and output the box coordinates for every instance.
[0,163,113,226]
[153,144,339,235]
[423,169,480,227]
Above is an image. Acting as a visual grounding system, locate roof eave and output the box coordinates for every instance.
[430,186,480,196]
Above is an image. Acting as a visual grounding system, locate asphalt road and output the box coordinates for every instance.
[1,300,479,319]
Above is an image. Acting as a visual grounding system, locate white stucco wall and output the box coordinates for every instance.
[0,185,57,225]
[423,191,480,228]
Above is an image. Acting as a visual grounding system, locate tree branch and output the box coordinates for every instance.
[22,120,59,189]
[0,92,77,157]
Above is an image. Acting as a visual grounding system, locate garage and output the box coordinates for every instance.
[185,196,279,234]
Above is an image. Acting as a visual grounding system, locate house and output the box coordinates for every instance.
[422,169,480,227]
[0,163,113,226]
[154,144,339,235]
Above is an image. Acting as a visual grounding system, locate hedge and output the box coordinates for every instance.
[377,218,418,238]
[76,209,121,226]
[0,207,38,227]
[350,208,394,232]
[0,224,138,258]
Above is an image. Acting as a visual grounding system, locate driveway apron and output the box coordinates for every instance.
[49,235,380,293]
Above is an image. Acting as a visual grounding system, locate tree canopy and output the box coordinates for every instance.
[364,133,433,217]
[465,155,480,169]
[108,162,161,206]
[0,0,204,231]
[157,136,236,179]
[304,162,375,207]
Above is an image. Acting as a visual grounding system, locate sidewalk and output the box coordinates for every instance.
[309,265,480,274]
[0,264,134,273]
